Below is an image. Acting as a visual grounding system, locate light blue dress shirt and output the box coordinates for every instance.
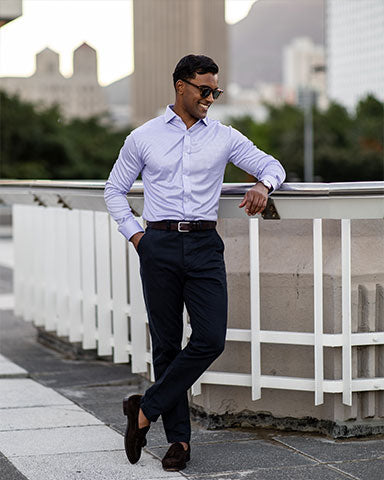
[104,105,286,241]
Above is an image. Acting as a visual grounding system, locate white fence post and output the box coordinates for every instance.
[313,218,324,405]
[24,206,35,322]
[12,204,23,317]
[32,206,45,326]
[342,219,352,406]
[110,223,129,363]
[68,209,82,343]
[94,211,113,356]
[56,208,70,337]
[250,217,261,401]
[80,210,97,349]
[43,207,57,331]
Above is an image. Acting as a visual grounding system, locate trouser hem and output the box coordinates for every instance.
[166,436,191,444]
[140,398,160,423]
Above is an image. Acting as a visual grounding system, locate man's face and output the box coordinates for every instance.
[178,72,219,121]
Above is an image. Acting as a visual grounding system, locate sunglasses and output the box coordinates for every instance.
[181,78,223,100]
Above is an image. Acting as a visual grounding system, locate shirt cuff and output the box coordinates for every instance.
[118,218,144,241]
[260,175,278,193]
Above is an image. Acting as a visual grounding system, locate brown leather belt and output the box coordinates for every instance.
[147,220,217,232]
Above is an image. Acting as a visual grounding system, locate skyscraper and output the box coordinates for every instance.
[326,0,384,109]
[132,0,227,125]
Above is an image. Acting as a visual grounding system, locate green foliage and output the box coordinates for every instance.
[0,90,132,180]
[225,95,383,182]
[1,90,383,182]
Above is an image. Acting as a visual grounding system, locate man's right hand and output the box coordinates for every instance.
[130,231,145,252]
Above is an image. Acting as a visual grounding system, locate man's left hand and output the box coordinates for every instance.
[238,182,269,216]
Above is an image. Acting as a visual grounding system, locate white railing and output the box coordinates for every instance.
[12,205,148,371]
[194,216,383,407]
[1,180,383,407]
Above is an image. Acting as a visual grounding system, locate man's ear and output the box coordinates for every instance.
[175,79,184,95]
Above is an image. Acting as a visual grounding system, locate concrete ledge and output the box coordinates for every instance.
[36,328,100,361]
[190,405,384,439]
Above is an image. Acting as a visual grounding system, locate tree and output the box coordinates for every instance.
[224,95,384,182]
[314,102,355,181]
[353,95,384,181]
[0,90,132,180]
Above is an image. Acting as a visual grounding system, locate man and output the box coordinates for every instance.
[104,54,285,471]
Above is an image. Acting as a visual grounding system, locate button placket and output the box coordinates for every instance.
[183,133,192,217]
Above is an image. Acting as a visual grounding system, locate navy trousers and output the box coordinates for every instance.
[137,226,228,443]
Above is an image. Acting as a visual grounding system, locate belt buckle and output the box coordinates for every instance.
[177,221,190,232]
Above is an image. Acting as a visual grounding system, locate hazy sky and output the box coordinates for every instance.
[0,0,257,86]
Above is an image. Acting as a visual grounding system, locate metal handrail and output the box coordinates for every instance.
[0,180,383,197]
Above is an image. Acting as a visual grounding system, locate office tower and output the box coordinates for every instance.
[326,0,384,109]
[132,0,227,125]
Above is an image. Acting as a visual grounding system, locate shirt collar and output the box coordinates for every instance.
[164,105,209,126]
[164,105,177,123]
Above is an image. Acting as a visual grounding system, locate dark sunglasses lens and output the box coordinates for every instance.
[200,87,222,99]
[200,87,211,99]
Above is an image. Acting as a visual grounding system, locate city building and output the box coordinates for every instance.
[283,37,327,110]
[229,0,324,89]
[206,82,285,125]
[326,0,384,109]
[104,74,132,128]
[0,43,108,120]
[132,0,227,125]
[0,0,22,27]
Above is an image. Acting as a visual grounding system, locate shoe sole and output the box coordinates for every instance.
[162,452,190,471]
[163,466,186,471]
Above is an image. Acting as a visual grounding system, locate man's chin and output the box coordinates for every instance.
[196,109,208,118]
[191,111,207,120]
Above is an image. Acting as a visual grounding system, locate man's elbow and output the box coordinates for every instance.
[103,179,117,206]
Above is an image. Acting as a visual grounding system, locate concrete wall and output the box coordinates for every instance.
[190,218,384,436]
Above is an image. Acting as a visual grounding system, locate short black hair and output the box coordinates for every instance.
[173,54,219,87]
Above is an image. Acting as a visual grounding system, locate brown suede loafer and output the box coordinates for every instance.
[162,442,191,471]
[123,394,150,464]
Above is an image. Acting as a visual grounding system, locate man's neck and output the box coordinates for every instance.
[172,105,199,130]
